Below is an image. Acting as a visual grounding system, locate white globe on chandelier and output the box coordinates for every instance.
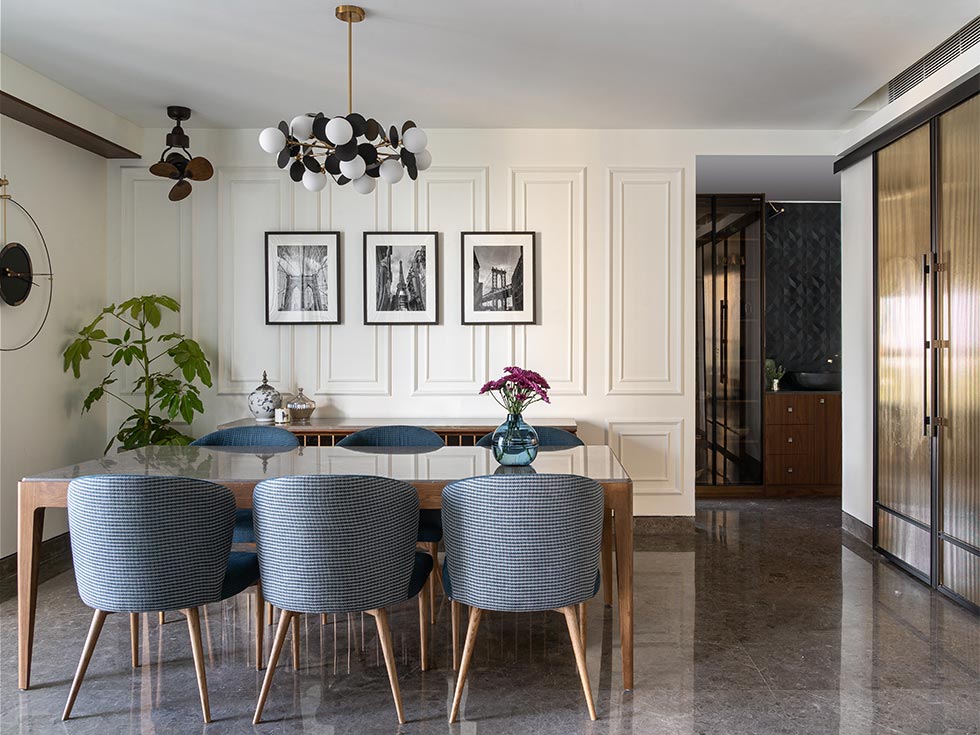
[258,5,430,194]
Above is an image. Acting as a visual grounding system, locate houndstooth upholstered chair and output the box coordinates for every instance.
[441,474,604,722]
[337,425,445,624]
[64,475,261,723]
[191,425,299,544]
[250,475,433,725]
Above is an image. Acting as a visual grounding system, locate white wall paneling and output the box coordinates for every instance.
[607,419,684,497]
[118,168,193,394]
[511,167,587,396]
[608,168,684,395]
[218,168,294,394]
[412,167,492,396]
[107,127,841,516]
[312,181,392,396]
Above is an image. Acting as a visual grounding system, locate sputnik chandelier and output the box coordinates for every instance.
[258,5,431,194]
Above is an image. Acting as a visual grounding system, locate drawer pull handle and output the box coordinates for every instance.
[787,467,794,474]
[787,407,794,413]
[787,437,794,443]
[819,398,826,404]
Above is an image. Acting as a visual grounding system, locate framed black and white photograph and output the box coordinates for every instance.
[363,232,439,324]
[461,232,536,324]
[265,232,341,324]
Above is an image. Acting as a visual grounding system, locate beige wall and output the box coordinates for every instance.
[0,117,109,557]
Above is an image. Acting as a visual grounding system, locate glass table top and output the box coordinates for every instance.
[24,445,631,485]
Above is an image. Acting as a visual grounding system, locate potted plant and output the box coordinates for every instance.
[765,358,786,391]
[63,295,212,452]
[479,366,550,466]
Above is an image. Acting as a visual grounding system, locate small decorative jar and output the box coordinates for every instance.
[490,413,539,466]
[287,388,316,424]
[247,371,281,423]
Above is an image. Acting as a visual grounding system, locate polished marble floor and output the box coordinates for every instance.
[2,498,978,734]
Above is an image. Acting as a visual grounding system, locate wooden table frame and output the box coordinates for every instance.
[18,477,633,691]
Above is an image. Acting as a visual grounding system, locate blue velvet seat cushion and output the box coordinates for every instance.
[418,509,443,543]
[408,551,434,599]
[442,566,600,608]
[232,509,255,544]
[221,551,260,600]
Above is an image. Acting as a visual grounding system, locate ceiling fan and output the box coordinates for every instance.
[148,106,213,201]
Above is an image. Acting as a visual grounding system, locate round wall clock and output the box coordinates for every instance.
[1,178,54,351]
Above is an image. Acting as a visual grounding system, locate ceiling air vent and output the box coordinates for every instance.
[888,15,980,103]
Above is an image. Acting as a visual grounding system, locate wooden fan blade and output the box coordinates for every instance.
[149,161,179,179]
[185,157,214,181]
[169,180,192,201]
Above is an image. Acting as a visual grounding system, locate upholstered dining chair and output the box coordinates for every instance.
[441,474,603,722]
[64,475,261,723]
[476,427,614,606]
[475,425,584,448]
[337,425,445,623]
[191,425,300,544]
[251,475,432,724]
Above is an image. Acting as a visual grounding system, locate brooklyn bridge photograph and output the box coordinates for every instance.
[265,231,340,324]
[462,232,536,325]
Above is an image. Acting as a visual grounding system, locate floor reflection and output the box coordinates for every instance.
[1,498,977,734]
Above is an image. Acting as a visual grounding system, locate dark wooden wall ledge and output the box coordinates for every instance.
[1,91,140,159]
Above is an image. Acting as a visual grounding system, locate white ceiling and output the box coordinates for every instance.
[1,0,976,130]
[696,155,840,201]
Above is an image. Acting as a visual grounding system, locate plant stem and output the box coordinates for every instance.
[102,389,139,412]
[140,317,151,433]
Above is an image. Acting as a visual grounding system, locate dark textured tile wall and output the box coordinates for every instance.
[765,203,841,373]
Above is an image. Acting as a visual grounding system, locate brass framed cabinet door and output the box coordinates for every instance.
[875,124,933,576]
[938,94,980,608]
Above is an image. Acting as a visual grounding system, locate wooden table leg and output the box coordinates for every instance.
[612,494,633,691]
[601,507,614,606]
[18,484,44,691]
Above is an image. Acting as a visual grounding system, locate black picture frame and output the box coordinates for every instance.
[264,231,342,325]
[363,232,440,325]
[461,231,537,325]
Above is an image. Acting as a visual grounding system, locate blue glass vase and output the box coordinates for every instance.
[491,413,539,466]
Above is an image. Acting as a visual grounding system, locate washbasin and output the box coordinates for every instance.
[793,372,841,391]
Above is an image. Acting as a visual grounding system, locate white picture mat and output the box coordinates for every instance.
[266,232,340,324]
[364,233,438,324]
[462,232,535,324]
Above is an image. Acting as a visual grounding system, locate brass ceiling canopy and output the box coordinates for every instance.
[335,5,365,22]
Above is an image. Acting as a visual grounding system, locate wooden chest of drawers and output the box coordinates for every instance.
[764,392,841,490]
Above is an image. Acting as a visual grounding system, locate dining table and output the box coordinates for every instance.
[16,444,634,691]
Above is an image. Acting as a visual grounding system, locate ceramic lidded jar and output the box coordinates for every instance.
[287,388,316,424]
[247,371,281,423]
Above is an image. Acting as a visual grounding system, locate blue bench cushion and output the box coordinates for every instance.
[221,551,260,599]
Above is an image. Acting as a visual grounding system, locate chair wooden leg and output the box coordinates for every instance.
[418,589,429,671]
[320,613,328,625]
[253,609,294,724]
[184,607,211,723]
[291,613,300,670]
[426,542,440,624]
[602,508,614,606]
[159,611,166,625]
[368,608,405,724]
[560,606,597,721]
[62,609,108,720]
[254,583,265,670]
[451,600,461,670]
[578,601,588,649]
[449,606,482,723]
[266,601,274,626]
[130,613,140,667]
